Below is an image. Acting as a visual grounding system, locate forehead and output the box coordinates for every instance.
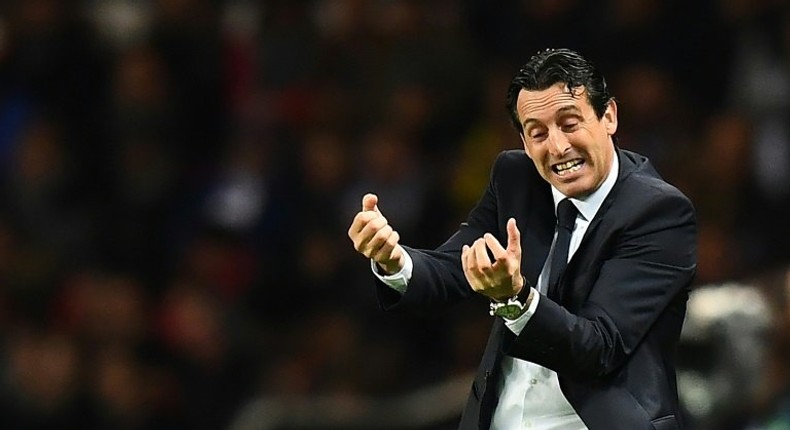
[516,83,591,122]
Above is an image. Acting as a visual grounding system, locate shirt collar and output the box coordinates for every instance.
[551,149,619,222]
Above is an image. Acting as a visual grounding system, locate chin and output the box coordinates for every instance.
[557,182,593,198]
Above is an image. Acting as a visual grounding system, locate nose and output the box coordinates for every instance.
[546,130,571,157]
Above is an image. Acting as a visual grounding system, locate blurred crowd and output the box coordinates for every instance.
[0,0,789,429]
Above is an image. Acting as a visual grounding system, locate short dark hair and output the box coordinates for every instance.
[506,49,612,134]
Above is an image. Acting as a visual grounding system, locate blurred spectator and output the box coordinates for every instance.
[0,328,85,429]
[687,113,761,284]
[725,1,790,274]
[0,1,789,429]
[747,268,790,430]
[449,65,521,220]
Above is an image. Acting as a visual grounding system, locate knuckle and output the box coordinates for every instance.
[373,227,391,243]
[367,238,382,251]
[371,221,386,233]
[357,212,374,224]
[352,238,364,250]
[363,221,383,236]
[376,242,391,257]
[362,215,380,228]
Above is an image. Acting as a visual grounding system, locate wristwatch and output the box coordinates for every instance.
[489,276,531,320]
[489,296,527,320]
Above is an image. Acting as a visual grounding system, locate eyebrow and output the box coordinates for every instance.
[522,105,583,129]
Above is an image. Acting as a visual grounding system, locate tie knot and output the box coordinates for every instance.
[556,199,578,230]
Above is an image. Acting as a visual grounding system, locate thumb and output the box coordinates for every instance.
[506,218,521,253]
[362,193,381,213]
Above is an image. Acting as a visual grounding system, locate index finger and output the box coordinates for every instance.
[348,211,379,237]
[484,233,507,260]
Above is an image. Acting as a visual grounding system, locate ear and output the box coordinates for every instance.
[603,99,618,135]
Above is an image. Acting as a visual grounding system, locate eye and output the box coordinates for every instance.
[560,121,579,132]
[528,128,548,141]
[529,133,547,142]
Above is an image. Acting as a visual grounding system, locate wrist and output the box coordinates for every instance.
[515,274,527,296]
[490,275,531,320]
[491,274,527,302]
[376,250,406,275]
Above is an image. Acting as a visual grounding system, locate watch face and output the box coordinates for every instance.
[495,304,523,320]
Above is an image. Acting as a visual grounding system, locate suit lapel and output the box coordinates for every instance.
[559,148,640,303]
[577,147,638,246]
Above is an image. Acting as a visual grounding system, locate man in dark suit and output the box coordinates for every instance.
[348,49,696,430]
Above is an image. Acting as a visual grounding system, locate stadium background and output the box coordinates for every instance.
[0,0,789,429]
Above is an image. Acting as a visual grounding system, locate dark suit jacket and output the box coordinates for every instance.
[377,147,697,430]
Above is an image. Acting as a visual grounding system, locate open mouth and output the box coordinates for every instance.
[551,159,584,177]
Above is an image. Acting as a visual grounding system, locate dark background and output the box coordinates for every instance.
[0,0,789,429]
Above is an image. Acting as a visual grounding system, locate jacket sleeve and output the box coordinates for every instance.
[375,152,507,316]
[507,185,697,380]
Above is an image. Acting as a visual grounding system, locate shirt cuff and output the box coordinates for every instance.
[371,251,413,295]
[504,287,540,335]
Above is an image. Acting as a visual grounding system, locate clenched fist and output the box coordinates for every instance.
[348,193,405,274]
[462,218,525,302]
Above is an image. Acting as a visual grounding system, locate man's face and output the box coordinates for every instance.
[516,83,618,198]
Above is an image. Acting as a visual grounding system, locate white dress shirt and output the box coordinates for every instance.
[375,155,619,430]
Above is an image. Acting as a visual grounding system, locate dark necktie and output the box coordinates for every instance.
[548,198,578,299]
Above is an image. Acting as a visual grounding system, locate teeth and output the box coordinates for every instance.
[554,159,583,176]
[556,161,576,170]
